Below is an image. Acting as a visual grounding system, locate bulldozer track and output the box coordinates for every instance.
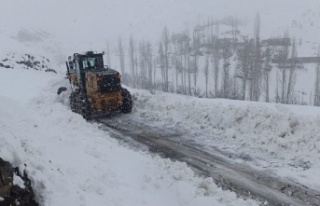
[97,118,320,206]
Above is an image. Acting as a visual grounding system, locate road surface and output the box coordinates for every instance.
[96,115,320,206]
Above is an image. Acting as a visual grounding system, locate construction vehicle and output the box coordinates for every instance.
[59,51,132,120]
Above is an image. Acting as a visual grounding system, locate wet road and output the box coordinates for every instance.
[97,116,320,206]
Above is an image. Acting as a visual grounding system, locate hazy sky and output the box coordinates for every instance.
[2,0,318,36]
[1,0,319,55]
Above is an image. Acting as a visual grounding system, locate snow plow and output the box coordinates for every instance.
[58,51,132,120]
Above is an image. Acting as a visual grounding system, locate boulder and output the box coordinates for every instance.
[0,158,39,206]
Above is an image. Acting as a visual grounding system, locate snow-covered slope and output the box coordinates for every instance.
[0,68,259,205]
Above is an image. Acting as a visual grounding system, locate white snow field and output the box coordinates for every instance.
[1,0,320,205]
[0,68,260,205]
[2,58,320,206]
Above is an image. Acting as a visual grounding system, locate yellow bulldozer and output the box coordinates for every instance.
[58,51,132,120]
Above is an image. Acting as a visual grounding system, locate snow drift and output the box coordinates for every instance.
[132,89,320,191]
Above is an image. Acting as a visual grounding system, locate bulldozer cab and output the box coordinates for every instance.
[72,51,105,90]
[82,57,101,69]
[80,55,104,70]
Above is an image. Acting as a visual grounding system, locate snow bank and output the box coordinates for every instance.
[132,89,320,190]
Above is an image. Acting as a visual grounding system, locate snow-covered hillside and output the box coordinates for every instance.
[1,0,320,205]
[0,68,259,205]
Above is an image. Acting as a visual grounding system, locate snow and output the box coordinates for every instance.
[2,65,318,205]
[0,67,259,205]
[132,89,320,191]
[13,173,26,189]
[1,0,320,205]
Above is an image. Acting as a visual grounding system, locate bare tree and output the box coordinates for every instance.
[106,41,111,66]
[275,71,281,103]
[181,32,189,94]
[162,26,170,92]
[278,31,290,103]
[191,27,201,95]
[136,40,153,90]
[211,23,220,96]
[286,39,297,104]
[236,39,254,100]
[146,42,153,91]
[250,13,262,101]
[314,46,320,106]
[134,54,139,88]
[153,58,157,93]
[173,30,190,94]
[221,46,232,98]
[231,17,239,44]
[263,47,272,102]
[171,33,186,93]
[158,42,166,90]
[118,38,125,75]
[204,51,210,97]
[138,41,147,88]
[180,29,192,95]
[129,35,136,87]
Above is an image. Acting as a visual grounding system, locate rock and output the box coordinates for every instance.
[0,158,39,206]
[0,158,13,197]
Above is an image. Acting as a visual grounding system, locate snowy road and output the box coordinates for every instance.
[97,116,320,206]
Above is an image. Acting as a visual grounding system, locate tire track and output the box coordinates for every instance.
[97,118,320,206]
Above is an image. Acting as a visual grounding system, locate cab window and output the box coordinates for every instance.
[82,57,96,69]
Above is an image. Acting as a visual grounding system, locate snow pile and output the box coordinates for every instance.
[0,52,55,72]
[132,89,320,190]
[0,68,259,205]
